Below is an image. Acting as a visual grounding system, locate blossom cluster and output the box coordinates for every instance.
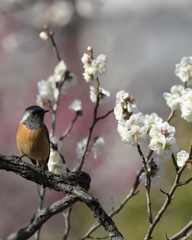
[114,90,178,160]
[81,51,107,82]
[163,56,192,122]
[164,85,192,122]
[81,48,110,104]
[36,60,77,107]
[175,56,192,83]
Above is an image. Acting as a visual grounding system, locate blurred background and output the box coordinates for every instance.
[1,0,192,239]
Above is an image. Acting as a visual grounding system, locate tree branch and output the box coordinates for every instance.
[0,154,125,240]
[168,220,192,240]
[2,195,77,240]
[0,154,90,191]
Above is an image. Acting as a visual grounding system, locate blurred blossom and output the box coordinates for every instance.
[50,136,62,151]
[48,136,66,175]
[39,31,49,41]
[0,0,26,11]
[89,86,110,104]
[140,158,162,185]
[175,56,192,83]
[180,88,192,122]
[163,85,184,110]
[48,149,67,175]
[10,1,74,28]
[68,99,82,112]
[37,77,59,101]
[61,72,77,93]
[2,32,23,52]
[54,60,67,80]
[177,150,189,167]
[76,137,88,159]
[49,1,74,27]
[37,60,77,103]
[75,0,98,18]
[92,137,105,159]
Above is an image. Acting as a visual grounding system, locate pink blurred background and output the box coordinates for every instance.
[1,0,192,239]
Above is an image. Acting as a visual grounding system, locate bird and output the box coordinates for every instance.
[16,105,50,171]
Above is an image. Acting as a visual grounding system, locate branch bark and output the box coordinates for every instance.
[0,154,125,240]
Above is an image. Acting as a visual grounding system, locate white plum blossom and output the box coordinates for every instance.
[149,122,178,159]
[163,85,184,110]
[149,135,166,155]
[114,90,139,123]
[54,60,67,78]
[68,99,82,112]
[175,56,192,83]
[114,91,147,146]
[48,136,67,175]
[144,113,163,131]
[149,121,176,139]
[48,149,67,174]
[117,113,148,146]
[81,53,92,68]
[92,54,107,75]
[92,137,105,159]
[140,157,162,185]
[126,113,145,128]
[161,137,178,159]
[180,88,192,122]
[90,86,110,104]
[81,53,107,82]
[177,150,189,167]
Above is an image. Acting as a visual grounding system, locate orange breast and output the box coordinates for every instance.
[16,123,50,161]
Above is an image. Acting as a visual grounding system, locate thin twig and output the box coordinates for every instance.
[168,220,192,240]
[137,144,153,224]
[144,165,186,240]
[49,31,61,62]
[75,78,101,171]
[34,186,46,240]
[171,153,179,172]
[62,207,73,240]
[167,110,175,123]
[60,112,79,141]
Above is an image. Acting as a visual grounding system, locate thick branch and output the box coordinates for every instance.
[0,154,125,240]
[0,154,90,191]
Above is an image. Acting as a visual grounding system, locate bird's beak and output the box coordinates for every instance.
[44,110,49,114]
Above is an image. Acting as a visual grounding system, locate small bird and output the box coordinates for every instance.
[16,105,50,171]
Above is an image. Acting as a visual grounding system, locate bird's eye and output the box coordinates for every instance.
[31,111,36,116]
